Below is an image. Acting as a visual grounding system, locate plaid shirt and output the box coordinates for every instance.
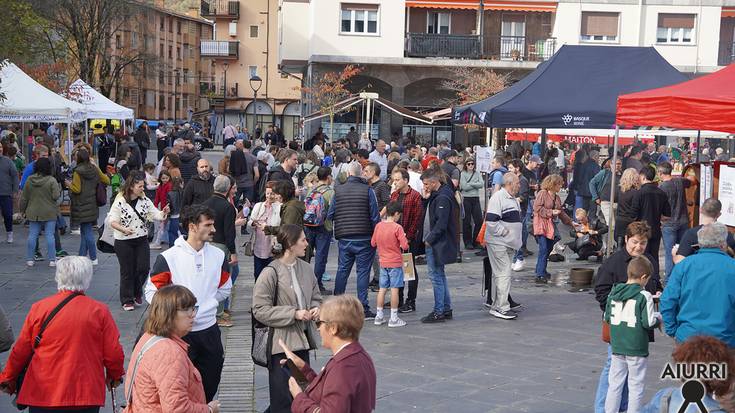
[390,187,424,242]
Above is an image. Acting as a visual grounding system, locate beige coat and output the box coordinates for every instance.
[252,258,322,355]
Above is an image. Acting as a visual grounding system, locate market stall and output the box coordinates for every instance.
[66,79,134,138]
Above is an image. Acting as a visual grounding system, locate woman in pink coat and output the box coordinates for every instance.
[123,285,220,413]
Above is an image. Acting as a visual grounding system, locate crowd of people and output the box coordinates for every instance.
[0,121,734,412]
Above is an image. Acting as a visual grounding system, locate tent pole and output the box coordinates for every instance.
[541,128,547,158]
[85,121,89,145]
[606,125,620,256]
[695,130,701,163]
[365,98,371,140]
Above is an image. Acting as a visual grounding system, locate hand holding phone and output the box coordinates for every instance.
[281,358,309,386]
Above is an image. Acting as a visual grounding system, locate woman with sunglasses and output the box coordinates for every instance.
[279,294,377,413]
[460,158,484,250]
[123,284,219,412]
[252,224,322,413]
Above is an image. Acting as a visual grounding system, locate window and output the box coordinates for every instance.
[159,43,164,57]
[177,21,181,34]
[249,65,258,78]
[340,4,379,34]
[130,89,139,105]
[116,35,122,48]
[146,90,155,107]
[159,94,166,110]
[580,11,619,42]
[250,25,259,38]
[183,69,190,84]
[657,13,695,43]
[177,46,181,60]
[168,17,173,33]
[168,45,173,59]
[159,71,164,84]
[427,12,450,34]
[131,32,138,48]
[160,16,165,31]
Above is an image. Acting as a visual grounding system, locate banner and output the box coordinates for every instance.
[718,164,735,226]
[505,131,654,146]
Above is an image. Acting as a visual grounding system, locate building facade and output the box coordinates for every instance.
[110,2,215,123]
[279,0,735,145]
[201,0,302,142]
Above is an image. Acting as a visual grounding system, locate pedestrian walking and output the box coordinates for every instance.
[0,256,125,412]
[67,149,110,265]
[460,158,483,250]
[134,122,150,165]
[508,159,530,271]
[532,174,572,284]
[108,171,169,311]
[249,181,281,279]
[280,295,377,413]
[145,204,232,402]
[419,167,458,323]
[657,161,692,280]
[124,285,221,413]
[0,143,19,243]
[371,201,409,328]
[165,176,184,247]
[327,162,380,319]
[614,168,642,246]
[179,137,201,184]
[303,167,335,295]
[390,169,424,314]
[252,224,322,413]
[229,140,260,206]
[151,170,172,249]
[182,159,214,209]
[631,166,670,265]
[21,157,60,267]
[365,162,390,291]
[589,157,622,227]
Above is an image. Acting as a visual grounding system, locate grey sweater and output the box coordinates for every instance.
[459,170,483,198]
[0,156,18,196]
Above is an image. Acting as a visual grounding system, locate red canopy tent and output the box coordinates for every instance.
[616,64,735,133]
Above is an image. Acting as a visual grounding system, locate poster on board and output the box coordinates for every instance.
[700,165,712,206]
[718,164,735,226]
[474,146,494,174]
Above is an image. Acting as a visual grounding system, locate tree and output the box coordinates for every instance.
[0,0,51,63]
[441,67,508,106]
[30,0,158,97]
[301,65,362,143]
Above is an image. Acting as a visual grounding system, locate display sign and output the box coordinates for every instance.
[700,165,712,206]
[717,164,735,226]
[474,146,494,174]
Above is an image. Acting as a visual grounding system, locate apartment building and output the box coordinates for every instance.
[200,0,302,141]
[110,2,215,122]
[279,0,735,144]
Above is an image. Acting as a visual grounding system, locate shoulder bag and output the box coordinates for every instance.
[14,293,82,410]
[124,335,165,408]
[251,265,278,368]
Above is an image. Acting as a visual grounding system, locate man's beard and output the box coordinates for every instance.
[199,172,210,180]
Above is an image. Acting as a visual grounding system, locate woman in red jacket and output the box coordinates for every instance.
[279,295,377,413]
[0,256,125,412]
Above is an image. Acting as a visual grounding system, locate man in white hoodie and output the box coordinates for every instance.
[145,204,232,402]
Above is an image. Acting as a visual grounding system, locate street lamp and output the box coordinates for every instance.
[222,62,229,129]
[249,75,262,133]
[173,68,180,125]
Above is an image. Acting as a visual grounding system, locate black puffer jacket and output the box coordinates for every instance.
[179,150,201,183]
[182,173,214,209]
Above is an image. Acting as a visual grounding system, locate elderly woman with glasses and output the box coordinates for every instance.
[0,256,125,413]
[279,295,377,413]
[123,285,220,413]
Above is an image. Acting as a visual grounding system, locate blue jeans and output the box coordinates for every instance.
[78,222,97,260]
[223,261,239,310]
[235,186,255,206]
[168,217,180,246]
[662,223,688,281]
[333,239,376,312]
[513,207,532,262]
[535,236,555,278]
[426,245,452,315]
[594,344,629,413]
[27,220,56,262]
[254,255,273,280]
[305,226,331,289]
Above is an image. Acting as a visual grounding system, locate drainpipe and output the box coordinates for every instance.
[479,0,485,56]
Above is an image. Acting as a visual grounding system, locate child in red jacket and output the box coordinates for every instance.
[371,201,409,327]
[151,171,172,249]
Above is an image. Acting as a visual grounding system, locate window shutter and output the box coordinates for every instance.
[658,13,695,29]
[581,12,619,37]
[341,3,379,11]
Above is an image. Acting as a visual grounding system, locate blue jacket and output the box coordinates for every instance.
[20,161,35,189]
[422,184,458,266]
[660,248,735,347]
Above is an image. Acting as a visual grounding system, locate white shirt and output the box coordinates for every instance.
[408,170,424,194]
[368,150,389,180]
[556,149,565,168]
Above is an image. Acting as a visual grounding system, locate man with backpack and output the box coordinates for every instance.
[303,167,335,295]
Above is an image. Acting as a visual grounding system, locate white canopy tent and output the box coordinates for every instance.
[66,79,134,120]
[0,62,86,123]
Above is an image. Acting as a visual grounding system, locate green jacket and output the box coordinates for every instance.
[605,283,660,357]
[459,170,483,197]
[21,174,61,222]
[70,162,110,224]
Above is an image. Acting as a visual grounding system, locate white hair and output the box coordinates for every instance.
[213,174,232,193]
[347,161,363,177]
[698,223,728,249]
[55,256,93,292]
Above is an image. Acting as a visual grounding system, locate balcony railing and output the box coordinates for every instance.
[405,33,481,59]
[719,41,735,66]
[201,0,239,18]
[484,36,556,62]
[200,81,239,100]
[200,41,239,58]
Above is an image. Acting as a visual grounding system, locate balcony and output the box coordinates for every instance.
[405,33,481,59]
[719,41,735,66]
[200,81,239,105]
[484,36,556,62]
[200,41,239,59]
[201,0,239,18]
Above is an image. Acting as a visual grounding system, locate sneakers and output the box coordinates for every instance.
[398,302,416,313]
[49,261,56,268]
[34,252,44,261]
[510,300,523,311]
[26,260,34,267]
[388,317,407,328]
[56,249,68,258]
[374,314,385,326]
[511,260,525,272]
[489,308,517,320]
[535,277,549,284]
[443,309,453,320]
[70,228,81,235]
[364,310,377,320]
[321,273,332,282]
[6,232,12,243]
[122,303,135,311]
[420,312,446,323]
[217,317,234,327]
[91,259,98,266]
[149,243,162,250]
[522,248,534,257]
[319,287,333,296]
[134,297,144,307]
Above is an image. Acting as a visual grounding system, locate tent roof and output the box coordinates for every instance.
[453,45,688,129]
[616,64,735,133]
[303,95,432,124]
[0,62,86,123]
[67,79,135,120]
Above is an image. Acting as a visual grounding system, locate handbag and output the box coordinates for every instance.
[96,182,107,207]
[14,293,82,410]
[97,216,116,253]
[601,320,611,343]
[252,265,278,368]
[243,232,254,257]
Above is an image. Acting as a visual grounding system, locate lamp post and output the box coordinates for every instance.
[222,62,229,131]
[173,68,180,125]
[249,75,262,134]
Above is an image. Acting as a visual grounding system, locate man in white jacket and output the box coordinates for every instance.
[485,173,522,321]
[145,204,232,402]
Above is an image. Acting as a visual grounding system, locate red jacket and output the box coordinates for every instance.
[0,291,125,408]
[292,341,376,413]
[154,180,172,209]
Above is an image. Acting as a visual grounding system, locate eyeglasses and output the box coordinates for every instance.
[179,305,199,317]
[466,163,474,166]
[315,319,331,328]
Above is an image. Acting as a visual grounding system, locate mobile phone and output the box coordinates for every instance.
[281,359,308,386]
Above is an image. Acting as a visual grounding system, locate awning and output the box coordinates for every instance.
[303,95,433,125]
[723,7,735,18]
[406,0,556,12]
[303,96,365,123]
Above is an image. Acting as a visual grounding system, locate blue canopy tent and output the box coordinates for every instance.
[453,45,687,129]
